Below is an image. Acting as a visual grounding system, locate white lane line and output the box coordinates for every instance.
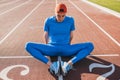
[0,0,20,7]
[0,0,31,16]
[82,0,120,18]
[0,0,45,45]
[89,54,119,57]
[69,0,120,47]
[0,56,33,59]
[0,54,119,59]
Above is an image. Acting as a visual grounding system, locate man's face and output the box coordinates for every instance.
[55,12,66,22]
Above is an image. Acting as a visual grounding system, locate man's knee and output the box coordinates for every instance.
[87,42,94,53]
[88,42,94,49]
[25,42,33,51]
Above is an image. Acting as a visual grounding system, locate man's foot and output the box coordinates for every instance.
[61,61,72,76]
[49,61,59,75]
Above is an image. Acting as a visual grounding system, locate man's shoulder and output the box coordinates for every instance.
[65,16,74,22]
[66,16,73,19]
[46,16,55,21]
[44,16,55,23]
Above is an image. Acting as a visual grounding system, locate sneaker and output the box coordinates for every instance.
[61,62,72,75]
[49,61,59,75]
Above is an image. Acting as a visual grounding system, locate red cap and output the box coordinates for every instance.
[55,3,67,13]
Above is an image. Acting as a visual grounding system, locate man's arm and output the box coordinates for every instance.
[70,31,74,44]
[44,32,49,44]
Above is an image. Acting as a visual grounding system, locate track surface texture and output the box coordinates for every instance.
[0,0,120,80]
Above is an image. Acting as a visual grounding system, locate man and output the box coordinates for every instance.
[25,3,94,75]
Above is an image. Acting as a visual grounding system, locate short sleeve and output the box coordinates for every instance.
[70,17,75,31]
[44,18,49,32]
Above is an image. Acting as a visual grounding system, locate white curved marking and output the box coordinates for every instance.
[0,65,29,80]
[89,63,115,80]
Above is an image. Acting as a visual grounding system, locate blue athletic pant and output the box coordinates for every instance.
[25,42,94,64]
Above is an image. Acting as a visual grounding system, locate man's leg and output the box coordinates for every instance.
[25,42,61,74]
[60,42,94,64]
[60,42,94,73]
[70,42,94,64]
[25,42,58,64]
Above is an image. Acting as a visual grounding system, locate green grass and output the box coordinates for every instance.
[88,0,120,13]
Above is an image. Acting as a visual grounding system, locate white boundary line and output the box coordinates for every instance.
[0,0,20,8]
[0,0,31,16]
[0,54,119,59]
[89,54,119,57]
[0,0,45,45]
[68,0,120,47]
[0,56,33,59]
[82,0,120,18]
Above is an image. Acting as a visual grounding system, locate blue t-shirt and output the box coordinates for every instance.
[44,16,75,45]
